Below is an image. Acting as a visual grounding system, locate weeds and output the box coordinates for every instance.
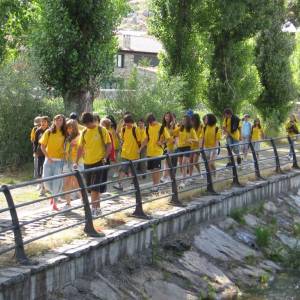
[230,208,247,225]
[255,227,271,248]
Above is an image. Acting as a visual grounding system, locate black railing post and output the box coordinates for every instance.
[249,142,262,179]
[287,136,300,169]
[270,138,282,173]
[226,144,241,186]
[74,170,103,237]
[1,185,33,265]
[200,149,216,194]
[129,160,149,218]
[165,154,183,206]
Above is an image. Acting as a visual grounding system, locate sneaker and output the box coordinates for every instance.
[62,204,71,211]
[112,173,119,178]
[237,157,242,165]
[39,190,46,197]
[92,208,102,217]
[178,182,186,189]
[52,202,60,211]
[113,183,123,191]
[160,177,168,183]
[150,186,159,193]
[226,162,233,168]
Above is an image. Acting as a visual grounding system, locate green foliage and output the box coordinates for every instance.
[230,208,246,225]
[255,227,271,248]
[31,0,128,114]
[149,0,205,109]
[255,0,297,130]
[105,70,185,122]
[0,56,63,168]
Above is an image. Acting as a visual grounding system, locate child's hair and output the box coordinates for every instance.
[206,114,217,126]
[66,119,79,140]
[93,112,100,124]
[146,113,156,125]
[191,113,201,130]
[253,118,261,129]
[41,116,50,124]
[81,112,94,125]
[180,115,192,132]
[34,116,42,126]
[223,108,233,116]
[49,114,66,135]
[100,118,111,129]
[124,114,134,124]
[107,115,117,130]
[162,112,175,129]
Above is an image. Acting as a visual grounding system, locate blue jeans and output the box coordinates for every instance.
[226,136,240,155]
[43,159,64,197]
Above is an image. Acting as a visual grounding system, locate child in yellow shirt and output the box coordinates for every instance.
[251,118,264,159]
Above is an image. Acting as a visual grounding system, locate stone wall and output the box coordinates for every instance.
[1,170,300,300]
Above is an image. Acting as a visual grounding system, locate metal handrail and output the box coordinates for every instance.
[0,134,299,264]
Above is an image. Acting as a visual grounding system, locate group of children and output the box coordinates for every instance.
[30,108,298,217]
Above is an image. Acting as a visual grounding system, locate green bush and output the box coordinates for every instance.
[255,227,271,248]
[105,69,186,122]
[0,57,64,169]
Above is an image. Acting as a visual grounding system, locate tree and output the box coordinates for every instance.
[198,0,271,117]
[149,0,204,109]
[0,0,31,63]
[255,0,296,130]
[31,0,128,115]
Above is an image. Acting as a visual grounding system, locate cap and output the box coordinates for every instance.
[186,109,193,117]
[69,112,78,120]
[243,114,250,118]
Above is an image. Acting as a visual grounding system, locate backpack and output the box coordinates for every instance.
[122,126,140,146]
[230,115,240,133]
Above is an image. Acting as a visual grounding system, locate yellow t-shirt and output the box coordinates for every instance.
[79,126,111,165]
[202,125,221,149]
[223,117,241,141]
[251,127,263,142]
[191,126,203,150]
[286,121,299,137]
[121,126,145,160]
[109,128,120,151]
[165,126,178,152]
[146,123,170,157]
[39,129,65,159]
[65,135,83,164]
[174,127,197,148]
[78,124,85,132]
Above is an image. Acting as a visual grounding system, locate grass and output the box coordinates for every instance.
[230,208,247,225]
[0,162,34,185]
[255,226,271,248]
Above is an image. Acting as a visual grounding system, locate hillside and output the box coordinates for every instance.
[119,0,150,32]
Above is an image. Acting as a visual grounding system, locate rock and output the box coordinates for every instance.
[259,260,282,272]
[244,214,260,227]
[264,202,278,213]
[90,280,121,300]
[63,285,79,298]
[218,218,238,230]
[74,278,91,293]
[276,233,299,249]
[194,225,258,261]
[163,239,191,253]
[143,280,198,300]
[235,231,258,249]
[179,251,233,286]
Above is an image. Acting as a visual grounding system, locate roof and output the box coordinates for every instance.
[117,30,163,54]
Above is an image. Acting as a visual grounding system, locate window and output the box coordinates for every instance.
[116,54,125,68]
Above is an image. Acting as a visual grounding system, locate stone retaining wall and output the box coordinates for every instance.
[1,170,300,300]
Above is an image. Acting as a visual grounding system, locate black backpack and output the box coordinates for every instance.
[230,115,240,133]
[121,126,140,146]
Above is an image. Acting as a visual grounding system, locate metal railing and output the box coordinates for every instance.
[0,134,299,265]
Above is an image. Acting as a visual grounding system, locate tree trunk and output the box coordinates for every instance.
[63,89,94,117]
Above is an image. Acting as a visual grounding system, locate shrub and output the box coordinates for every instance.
[255,227,271,248]
[105,69,186,122]
[0,57,64,169]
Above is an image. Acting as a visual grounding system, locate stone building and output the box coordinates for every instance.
[101,30,163,91]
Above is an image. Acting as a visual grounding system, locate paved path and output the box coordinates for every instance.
[0,145,295,256]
